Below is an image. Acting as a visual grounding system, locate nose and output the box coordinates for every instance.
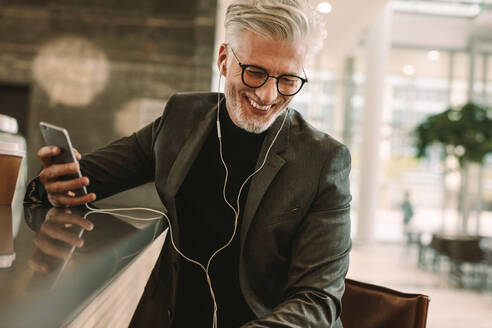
[255,77,278,104]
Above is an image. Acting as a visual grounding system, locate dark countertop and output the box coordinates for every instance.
[0,203,166,328]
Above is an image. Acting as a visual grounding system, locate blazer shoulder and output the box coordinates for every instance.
[288,108,349,156]
[161,92,221,123]
[171,92,221,111]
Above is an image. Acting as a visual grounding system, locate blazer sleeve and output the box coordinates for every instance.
[24,95,176,204]
[79,120,159,200]
[242,144,352,328]
[23,121,159,205]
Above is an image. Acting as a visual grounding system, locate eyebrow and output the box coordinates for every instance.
[246,63,303,77]
[228,44,305,78]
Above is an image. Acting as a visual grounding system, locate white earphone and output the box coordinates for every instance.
[85,66,288,328]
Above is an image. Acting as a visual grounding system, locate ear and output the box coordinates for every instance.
[217,43,228,76]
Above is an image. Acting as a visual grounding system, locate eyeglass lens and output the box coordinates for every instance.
[242,66,303,96]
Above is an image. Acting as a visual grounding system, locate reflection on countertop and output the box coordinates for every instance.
[0,206,15,268]
[0,203,166,328]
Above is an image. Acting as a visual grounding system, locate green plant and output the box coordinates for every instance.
[414,102,492,233]
[414,102,492,166]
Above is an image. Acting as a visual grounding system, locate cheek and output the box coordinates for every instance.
[279,96,292,108]
[226,66,242,84]
[225,75,242,92]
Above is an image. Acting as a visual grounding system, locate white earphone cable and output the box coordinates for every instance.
[82,71,287,328]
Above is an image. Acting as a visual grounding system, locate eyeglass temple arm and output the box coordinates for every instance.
[302,68,308,83]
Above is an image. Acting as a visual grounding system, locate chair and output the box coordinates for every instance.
[447,237,484,287]
[479,237,492,265]
[341,278,430,328]
[479,237,492,289]
[429,234,452,272]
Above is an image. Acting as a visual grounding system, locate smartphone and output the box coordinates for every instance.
[39,122,87,196]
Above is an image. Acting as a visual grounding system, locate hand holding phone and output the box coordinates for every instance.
[38,122,96,207]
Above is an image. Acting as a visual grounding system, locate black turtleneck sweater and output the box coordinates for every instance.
[173,106,266,327]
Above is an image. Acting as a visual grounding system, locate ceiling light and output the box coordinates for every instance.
[318,2,332,14]
[428,50,440,61]
[403,65,415,76]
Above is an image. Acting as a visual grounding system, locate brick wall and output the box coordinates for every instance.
[0,0,217,207]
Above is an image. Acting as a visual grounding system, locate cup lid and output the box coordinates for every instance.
[0,140,25,157]
[0,253,16,268]
[0,114,18,134]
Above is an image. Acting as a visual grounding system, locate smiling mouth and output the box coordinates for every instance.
[245,95,272,111]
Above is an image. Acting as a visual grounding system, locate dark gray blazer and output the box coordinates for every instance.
[79,92,352,327]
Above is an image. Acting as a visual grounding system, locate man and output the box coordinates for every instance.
[27,0,352,326]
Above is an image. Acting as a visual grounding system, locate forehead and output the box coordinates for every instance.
[235,30,307,74]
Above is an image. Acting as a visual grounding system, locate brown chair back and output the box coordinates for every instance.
[430,234,451,257]
[341,278,430,328]
[447,238,484,264]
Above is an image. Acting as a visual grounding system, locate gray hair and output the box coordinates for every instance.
[224,0,326,57]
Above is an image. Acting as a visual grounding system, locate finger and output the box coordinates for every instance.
[39,162,80,183]
[73,148,82,161]
[44,176,88,194]
[37,146,60,168]
[33,232,72,260]
[40,221,85,247]
[28,251,51,273]
[45,207,66,221]
[47,211,94,231]
[48,193,97,208]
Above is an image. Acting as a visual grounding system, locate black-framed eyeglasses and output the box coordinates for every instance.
[228,45,308,96]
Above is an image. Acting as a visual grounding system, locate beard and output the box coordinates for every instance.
[224,84,286,134]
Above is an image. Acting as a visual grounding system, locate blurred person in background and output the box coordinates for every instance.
[401,190,414,233]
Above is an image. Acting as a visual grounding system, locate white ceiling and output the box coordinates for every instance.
[391,12,473,50]
[315,0,390,66]
[214,0,392,68]
[213,0,492,73]
[473,10,492,40]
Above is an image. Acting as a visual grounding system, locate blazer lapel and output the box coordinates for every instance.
[164,99,220,202]
[160,94,221,247]
[239,109,290,252]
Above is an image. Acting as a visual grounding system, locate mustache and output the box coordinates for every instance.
[242,91,281,106]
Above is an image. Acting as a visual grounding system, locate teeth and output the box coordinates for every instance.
[247,97,271,111]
